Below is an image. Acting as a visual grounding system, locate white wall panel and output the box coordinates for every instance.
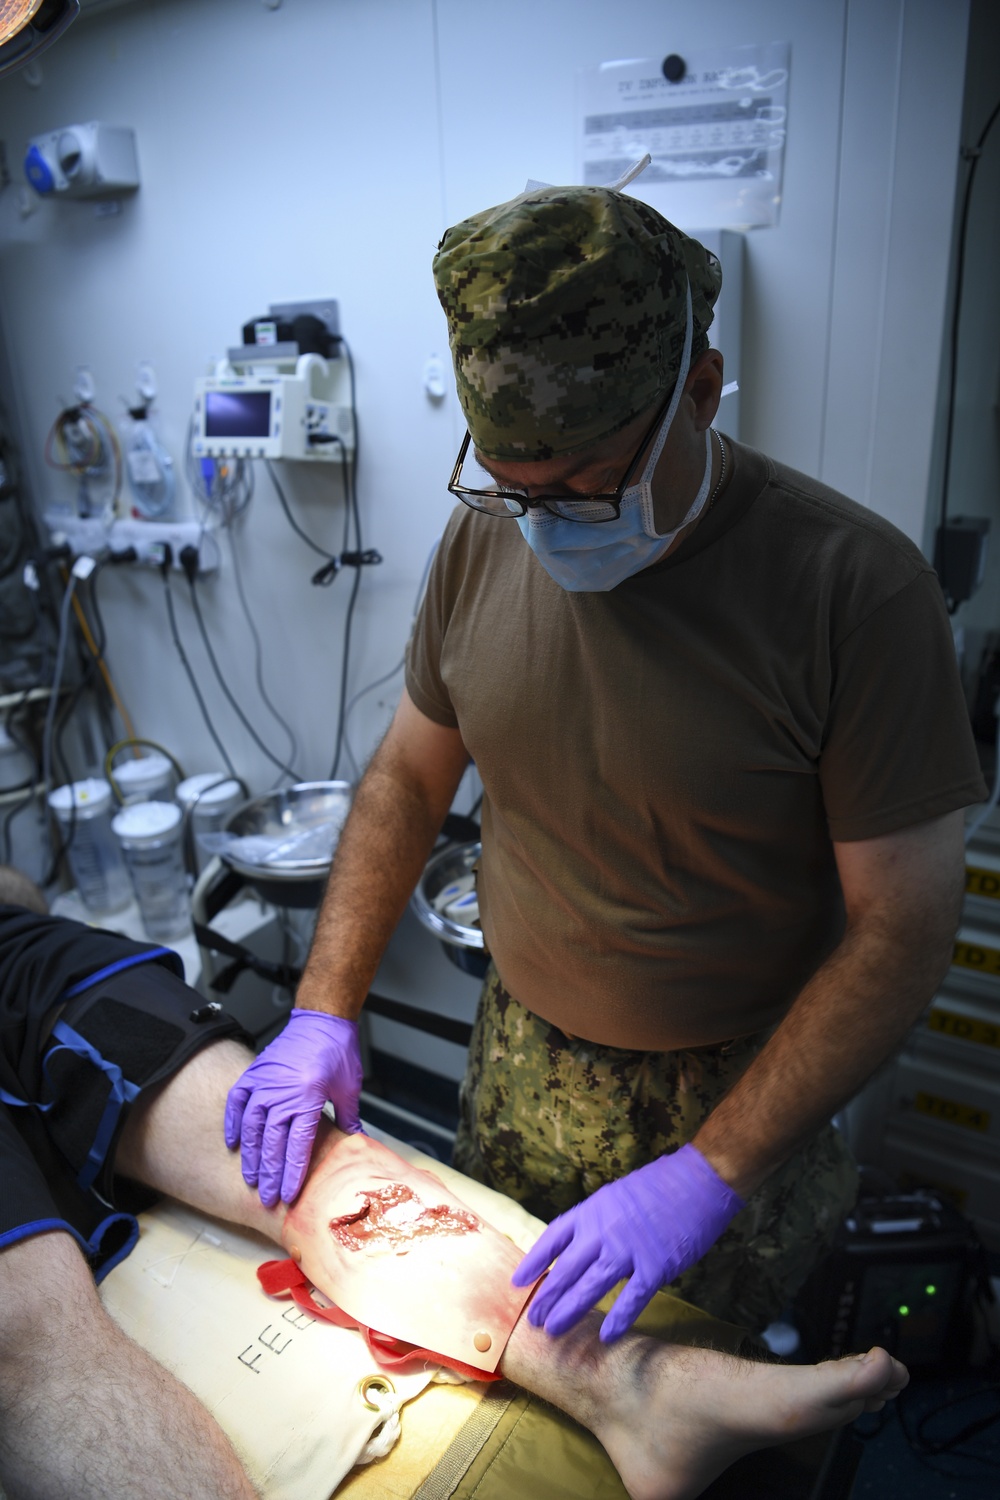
[0,0,454,787]
[435,0,850,475]
[0,0,974,800]
[823,0,970,540]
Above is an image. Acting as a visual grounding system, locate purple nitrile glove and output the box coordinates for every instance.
[224,1008,363,1208]
[511,1143,744,1343]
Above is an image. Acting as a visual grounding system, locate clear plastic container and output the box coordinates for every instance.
[48,778,133,915]
[111,800,190,941]
[113,751,174,805]
[176,773,244,875]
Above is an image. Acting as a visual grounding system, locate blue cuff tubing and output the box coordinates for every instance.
[0,1084,47,1110]
[1,952,170,1184]
[1,1021,142,1194]
[47,1020,141,1192]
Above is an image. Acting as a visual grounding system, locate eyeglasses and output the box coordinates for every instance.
[447,387,673,524]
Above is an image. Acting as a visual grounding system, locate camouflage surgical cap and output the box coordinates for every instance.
[432,185,722,461]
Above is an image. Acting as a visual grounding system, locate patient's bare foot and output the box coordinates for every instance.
[502,1313,907,1500]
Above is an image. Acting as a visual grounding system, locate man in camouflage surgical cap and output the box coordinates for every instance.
[228,182,984,1344]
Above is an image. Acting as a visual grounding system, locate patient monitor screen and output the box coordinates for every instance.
[204,390,272,438]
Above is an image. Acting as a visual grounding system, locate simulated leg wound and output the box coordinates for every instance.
[275,1131,538,1375]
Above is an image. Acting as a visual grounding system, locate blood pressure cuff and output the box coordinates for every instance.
[0,911,246,1280]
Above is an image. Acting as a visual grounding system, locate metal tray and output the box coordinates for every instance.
[221,781,353,907]
[411,839,485,953]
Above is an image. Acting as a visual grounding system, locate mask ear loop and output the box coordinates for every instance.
[633,281,694,537]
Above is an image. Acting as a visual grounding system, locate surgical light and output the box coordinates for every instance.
[0,0,79,77]
[0,0,45,40]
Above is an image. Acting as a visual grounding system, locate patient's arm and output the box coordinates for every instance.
[281,1130,535,1373]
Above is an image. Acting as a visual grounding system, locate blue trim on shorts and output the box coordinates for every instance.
[0,1212,140,1282]
[60,948,175,1002]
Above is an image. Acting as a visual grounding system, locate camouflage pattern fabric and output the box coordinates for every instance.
[432,185,722,461]
[453,966,859,1335]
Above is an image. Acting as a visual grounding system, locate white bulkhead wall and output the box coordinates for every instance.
[0,0,971,791]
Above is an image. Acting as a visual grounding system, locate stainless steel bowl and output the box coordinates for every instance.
[222,781,353,907]
[411,840,488,975]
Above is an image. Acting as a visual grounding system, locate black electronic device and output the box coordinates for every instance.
[794,1188,986,1369]
[240,308,341,360]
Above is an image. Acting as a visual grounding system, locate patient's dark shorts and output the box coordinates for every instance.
[0,906,246,1280]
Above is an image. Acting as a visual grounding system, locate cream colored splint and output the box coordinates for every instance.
[97,1132,547,1500]
[99,1199,434,1499]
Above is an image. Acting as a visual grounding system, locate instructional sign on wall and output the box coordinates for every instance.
[578,42,790,229]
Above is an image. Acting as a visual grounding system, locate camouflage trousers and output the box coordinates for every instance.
[453,965,859,1334]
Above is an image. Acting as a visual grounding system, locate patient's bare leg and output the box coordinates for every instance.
[118,1040,908,1500]
[0,1229,257,1500]
[501,1311,906,1500]
[280,1111,908,1500]
[116,1038,283,1243]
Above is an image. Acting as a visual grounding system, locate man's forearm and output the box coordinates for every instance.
[296,734,467,1019]
[693,918,956,1200]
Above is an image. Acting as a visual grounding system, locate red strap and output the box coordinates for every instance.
[256,1258,499,1383]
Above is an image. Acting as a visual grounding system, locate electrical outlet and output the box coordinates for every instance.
[42,513,216,572]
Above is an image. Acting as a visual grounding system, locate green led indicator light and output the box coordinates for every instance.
[898,1305,910,1317]
[925,1285,937,1296]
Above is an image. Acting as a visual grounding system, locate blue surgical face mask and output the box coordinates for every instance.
[516,284,712,593]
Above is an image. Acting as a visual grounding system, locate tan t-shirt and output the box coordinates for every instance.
[405,441,985,1050]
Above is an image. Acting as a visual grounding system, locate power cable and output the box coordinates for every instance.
[265,458,338,569]
[330,340,370,780]
[104,737,186,805]
[40,577,77,813]
[939,94,1000,534]
[226,523,301,779]
[258,338,379,782]
[186,417,254,528]
[331,504,364,778]
[182,557,300,783]
[52,646,98,799]
[72,558,137,742]
[1,690,40,866]
[48,558,144,869]
[1,794,34,866]
[159,558,238,780]
[340,538,438,778]
[39,575,80,886]
[888,1378,1000,1481]
[0,490,24,580]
